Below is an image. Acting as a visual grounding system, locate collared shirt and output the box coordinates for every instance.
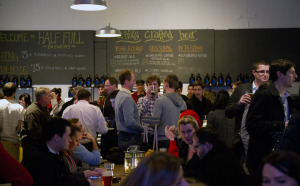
[137,93,162,117]
[252,81,258,93]
[281,91,290,122]
[62,100,108,138]
[0,99,24,143]
[47,144,59,155]
[120,88,131,95]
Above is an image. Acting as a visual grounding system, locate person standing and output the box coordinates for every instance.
[246,59,297,179]
[62,89,108,151]
[103,77,119,120]
[186,80,213,123]
[131,79,146,103]
[21,87,51,154]
[153,74,187,148]
[137,75,161,117]
[225,60,270,160]
[0,82,25,160]
[115,69,144,150]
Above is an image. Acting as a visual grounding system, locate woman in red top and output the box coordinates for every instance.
[165,112,203,178]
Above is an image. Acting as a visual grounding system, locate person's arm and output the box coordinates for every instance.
[123,97,144,132]
[73,144,101,166]
[225,86,249,119]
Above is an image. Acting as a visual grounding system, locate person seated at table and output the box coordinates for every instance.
[121,152,189,186]
[62,122,103,177]
[19,93,31,109]
[69,118,101,166]
[165,113,202,178]
[21,117,101,186]
[192,127,248,186]
[261,151,300,186]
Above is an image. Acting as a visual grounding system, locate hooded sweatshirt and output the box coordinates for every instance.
[153,93,187,140]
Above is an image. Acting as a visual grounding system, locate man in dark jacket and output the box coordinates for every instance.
[225,60,270,161]
[192,127,247,186]
[186,80,212,123]
[246,59,297,179]
[22,118,98,186]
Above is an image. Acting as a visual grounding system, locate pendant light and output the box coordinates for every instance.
[96,23,121,37]
[70,0,107,11]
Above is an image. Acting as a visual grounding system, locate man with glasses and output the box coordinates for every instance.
[246,59,297,181]
[192,127,247,186]
[225,60,270,162]
[137,75,161,117]
[103,77,119,120]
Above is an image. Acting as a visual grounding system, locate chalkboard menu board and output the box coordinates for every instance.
[0,31,94,84]
[107,30,214,82]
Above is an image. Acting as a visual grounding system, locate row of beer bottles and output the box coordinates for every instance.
[72,74,109,87]
[0,75,32,88]
[189,73,253,86]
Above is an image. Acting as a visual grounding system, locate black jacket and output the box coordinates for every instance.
[246,83,293,172]
[195,141,247,186]
[22,142,89,186]
[186,95,213,122]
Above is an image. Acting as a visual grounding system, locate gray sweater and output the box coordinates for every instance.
[115,90,144,134]
[153,93,187,140]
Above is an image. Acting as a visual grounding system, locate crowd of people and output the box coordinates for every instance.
[1,58,300,186]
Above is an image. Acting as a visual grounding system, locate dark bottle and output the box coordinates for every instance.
[100,74,105,85]
[0,75,3,88]
[204,73,210,86]
[243,73,250,83]
[94,74,100,87]
[78,74,84,86]
[26,75,32,87]
[68,88,74,98]
[225,73,232,86]
[218,73,224,86]
[189,73,195,85]
[86,74,92,87]
[211,73,217,86]
[12,75,18,87]
[4,75,10,85]
[20,75,26,88]
[196,73,202,81]
[72,74,77,87]
[237,73,243,82]
[105,74,110,80]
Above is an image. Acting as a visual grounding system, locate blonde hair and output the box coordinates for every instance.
[177,116,199,138]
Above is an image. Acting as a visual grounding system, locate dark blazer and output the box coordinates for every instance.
[22,142,89,186]
[186,95,213,122]
[225,82,252,133]
[246,83,293,172]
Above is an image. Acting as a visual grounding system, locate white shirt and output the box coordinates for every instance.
[0,99,24,143]
[62,100,108,138]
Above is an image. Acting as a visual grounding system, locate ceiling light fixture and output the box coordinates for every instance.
[96,23,121,37]
[70,0,107,11]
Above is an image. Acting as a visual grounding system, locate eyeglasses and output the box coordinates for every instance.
[255,70,269,75]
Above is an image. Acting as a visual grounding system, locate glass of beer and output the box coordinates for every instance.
[102,171,113,186]
[247,93,254,98]
[150,85,156,95]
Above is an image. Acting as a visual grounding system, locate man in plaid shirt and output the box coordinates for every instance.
[137,75,161,117]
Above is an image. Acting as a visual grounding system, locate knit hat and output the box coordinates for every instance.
[179,110,202,128]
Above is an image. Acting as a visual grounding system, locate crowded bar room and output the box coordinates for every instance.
[1,0,300,185]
